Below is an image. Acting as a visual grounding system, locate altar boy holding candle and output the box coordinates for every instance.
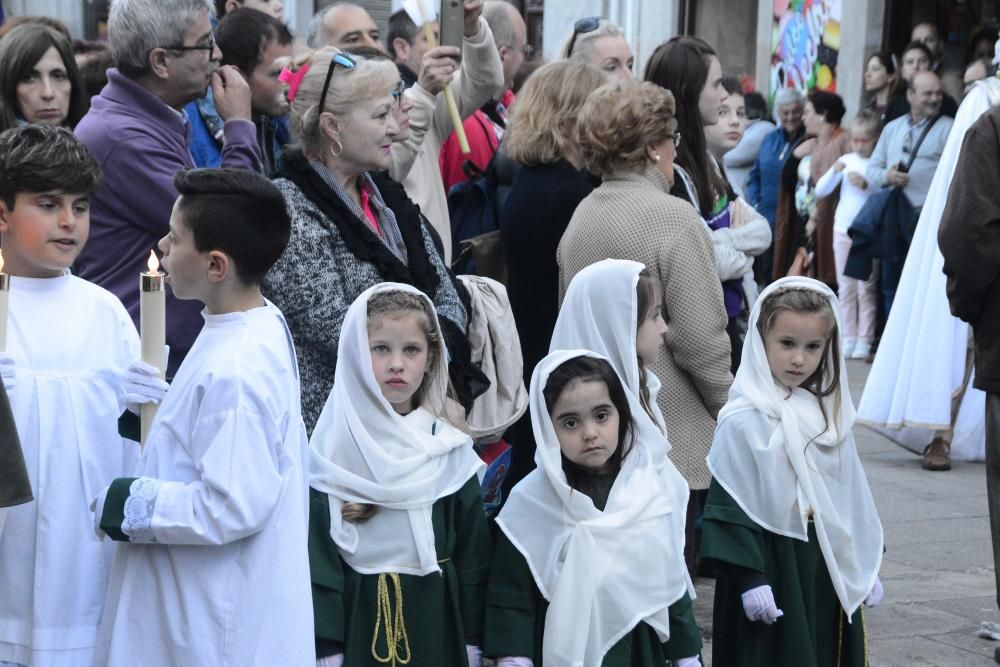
[0,124,140,667]
[92,168,315,666]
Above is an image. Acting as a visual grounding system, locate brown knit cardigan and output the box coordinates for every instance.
[557,166,733,489]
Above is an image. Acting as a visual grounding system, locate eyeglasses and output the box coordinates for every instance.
[390,80,405,109]
[164,32,216,56]
[668,131,682,148]
[566,16,601,57]
[319,52,357,112]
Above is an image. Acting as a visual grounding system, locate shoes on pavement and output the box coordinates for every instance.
[921,437,952,471]
[842,340,856,359]
[850,342,871,360]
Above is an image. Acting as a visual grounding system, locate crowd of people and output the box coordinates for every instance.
[0,0,998,665]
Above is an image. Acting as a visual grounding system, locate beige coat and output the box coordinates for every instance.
[557,166,733,489]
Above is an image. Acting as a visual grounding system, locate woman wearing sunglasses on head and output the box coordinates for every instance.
[561,15,634,81]
[261,49,473,440]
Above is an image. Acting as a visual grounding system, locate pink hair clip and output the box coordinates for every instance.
[279,63,311,103]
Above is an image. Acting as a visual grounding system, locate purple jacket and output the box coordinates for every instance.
[75,69,262,376]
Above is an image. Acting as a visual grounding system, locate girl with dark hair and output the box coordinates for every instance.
[863,52,900,119]
[645,39,771,370]
[0,23,85,133]
[772,90,850,288]
[485,351,702,667]
[701,277,885,666]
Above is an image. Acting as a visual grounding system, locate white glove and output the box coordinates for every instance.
[496,658,534,667]
[675,657,702,667]
[0,353,15,391]
[864,576,884,607]
[90,486,110,541]
[741,584,784,624]
[316,655,343,667]
[466,645,482,667]
[124,359,168,407]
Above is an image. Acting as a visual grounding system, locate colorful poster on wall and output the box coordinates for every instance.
[770,0,842,105]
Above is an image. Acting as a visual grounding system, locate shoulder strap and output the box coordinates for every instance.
[905,114,942,171]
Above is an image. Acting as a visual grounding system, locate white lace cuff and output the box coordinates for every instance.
[122,477,162,543]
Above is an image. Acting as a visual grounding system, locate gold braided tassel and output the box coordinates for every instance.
[372,573,411,666]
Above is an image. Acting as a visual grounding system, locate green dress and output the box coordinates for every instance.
[700,481,869,666]
[309,476,493,666]
[483,472,703,666]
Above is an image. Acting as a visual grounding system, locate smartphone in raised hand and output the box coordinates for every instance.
[439,0,464,58]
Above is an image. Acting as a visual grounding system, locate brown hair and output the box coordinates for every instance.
[635,268,661,423]
[577,79,676,176]
[342,289,442,524]
[504,59,605,166]
[756,287,842,440]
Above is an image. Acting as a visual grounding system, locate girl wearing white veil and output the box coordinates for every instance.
[308,283,492,667]
[484,351,701,667]
[856,74,1000,466]
[701,277,884,666]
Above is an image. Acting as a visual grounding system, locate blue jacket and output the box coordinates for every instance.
[746,125,805,228]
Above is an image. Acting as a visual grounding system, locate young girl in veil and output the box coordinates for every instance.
[701,276,885,666]
[308,283,492,667]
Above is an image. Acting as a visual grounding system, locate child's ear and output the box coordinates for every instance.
[206,250,231,284]
[0,201,10,233]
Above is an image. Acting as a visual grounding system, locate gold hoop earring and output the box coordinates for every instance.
[330,138,343,157]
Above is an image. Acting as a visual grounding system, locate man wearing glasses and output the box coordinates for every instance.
[75,0,262,376]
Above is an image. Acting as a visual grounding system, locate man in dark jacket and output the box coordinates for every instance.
[939,103,1000,664]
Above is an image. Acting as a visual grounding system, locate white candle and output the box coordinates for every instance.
[139,250,165,445]
[0,251,9,352]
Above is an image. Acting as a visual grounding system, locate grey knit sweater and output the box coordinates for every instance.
[558,166,733,489]
[262,173,467,435]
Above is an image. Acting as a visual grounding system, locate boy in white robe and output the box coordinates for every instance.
[0,125,139,667]
[92,168,315,666]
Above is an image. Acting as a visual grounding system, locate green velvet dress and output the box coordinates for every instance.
[700,481,869,666]
[309,476,493,666]
[483,472,703,666]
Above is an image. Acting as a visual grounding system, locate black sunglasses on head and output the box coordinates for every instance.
[319,52,357,112]
[567,16,602,57]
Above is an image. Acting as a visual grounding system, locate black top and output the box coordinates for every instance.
[0,383,30,508]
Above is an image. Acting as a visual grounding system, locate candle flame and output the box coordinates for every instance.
[0,249,5,274]
[147,250,160,274]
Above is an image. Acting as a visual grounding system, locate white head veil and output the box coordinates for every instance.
[550,259,667,433]
[497,350,691,667]
[309,283,484,576]
[707,276,883,618]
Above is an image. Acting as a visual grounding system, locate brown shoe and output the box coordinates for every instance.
[921,437,952,471]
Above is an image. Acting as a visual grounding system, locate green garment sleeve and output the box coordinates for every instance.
[0,382,30,508]
[100,477,139,542]
[699,480,767,574]
[453,475,494,645]
[308,488,345,656]
[483,530,540,659]
[663,592,703,660]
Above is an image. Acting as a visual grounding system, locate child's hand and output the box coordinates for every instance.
[847,172,868,189]
[315,654,343,667]
[90,486,110,541]
[741,584,784,624]
[864,576,884,607]
[675,657,703,667]
[0,353,14,391]
[124,360,169,407]
[466,645,482,667]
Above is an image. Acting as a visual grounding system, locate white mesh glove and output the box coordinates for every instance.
[316,655,343,667]
[741,584,784,624]
[675,657,702,667]
[0,353,15,391]
[466,644,482,667]
[496,658,534,667]
[864,576,884,607]
[124,359,168,407]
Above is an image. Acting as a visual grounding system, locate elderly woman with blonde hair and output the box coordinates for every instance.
[557,79,733,576]
[261,49,471,437]
[499,58,606,488]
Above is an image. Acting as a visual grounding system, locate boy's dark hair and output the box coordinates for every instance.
[902,40,933,66]
[0,125,102,210]
[807,89,846,126]
[387,11,418,61]
[214,0,232,17]
[542,355,636,496]
[172,169,291,285]
[744,91,769,121]
[217,8,294,76]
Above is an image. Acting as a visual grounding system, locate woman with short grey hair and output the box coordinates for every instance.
[745,86,806,281]
[260,49,471,436]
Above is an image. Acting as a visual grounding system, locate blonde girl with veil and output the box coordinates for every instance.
[700,277,884,666]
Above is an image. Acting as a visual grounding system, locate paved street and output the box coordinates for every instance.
[694,359,999,666]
